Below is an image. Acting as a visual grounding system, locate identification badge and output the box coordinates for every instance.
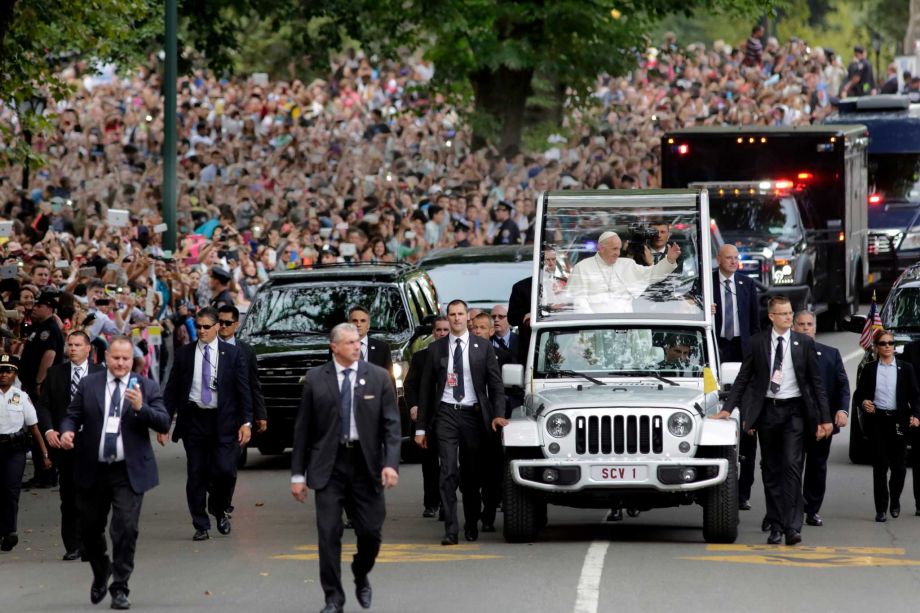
[447,372,458,387]
[771,370,783,386]
[9,393,20,405]
[106,416,120,434]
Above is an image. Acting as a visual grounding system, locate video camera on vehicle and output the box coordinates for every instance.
[626,222,658,260]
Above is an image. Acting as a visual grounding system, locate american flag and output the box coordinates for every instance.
[859,298,882,350]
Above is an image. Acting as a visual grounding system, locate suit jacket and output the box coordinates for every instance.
[236,339,267,422]
[60,371,170,494]
[491,332,520,359]
[417,335,505,432]
[814,342,850,434]
[328,336,393,373]
[853,358,920,427]
[508,276,532,365]
[291,360,400,491]
[403,347,428,410]
[37,361,105,434]
[712,271,760,357]
[164,339,253,443]
[724,330,831,431]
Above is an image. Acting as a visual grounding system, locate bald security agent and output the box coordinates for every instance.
[59,337,170,610]
[291,323,401,613]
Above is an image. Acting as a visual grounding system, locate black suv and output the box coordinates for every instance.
[238,263,440,458]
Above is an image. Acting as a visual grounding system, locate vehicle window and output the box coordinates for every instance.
[882,286,920,328]
[405,281,424,321]
[710,196,803,242]
[242,284,409,335]
[868,154,920,202]
[425,261,532,308]
[418,276,438,313]
[868,203,919,230]
[536,327,705,377]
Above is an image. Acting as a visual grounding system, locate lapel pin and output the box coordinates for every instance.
[359,378,366,386]
[793,341,799,346]
[473,343,479,348]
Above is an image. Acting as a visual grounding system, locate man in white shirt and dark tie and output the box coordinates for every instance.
[348,306,393,373]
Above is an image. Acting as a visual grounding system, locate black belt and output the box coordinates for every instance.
[768,397,802,406]
[339,439,360,449]
[440,401,481,412]
[0,431,26,445]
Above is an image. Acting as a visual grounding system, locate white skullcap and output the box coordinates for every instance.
[598,231,619,244]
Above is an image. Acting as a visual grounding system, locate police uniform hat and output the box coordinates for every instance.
[36,291,59,309]
[453,219,470,233]
[0,354,20,371]
[210,266,232,284]
[496,200,514,213]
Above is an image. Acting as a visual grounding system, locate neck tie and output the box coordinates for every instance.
[654,251,665,264]
[770,337,784,395]
[71,365,82,400]
[103,380,121,463]
[361,342,367,361]
[494,336,508,350]
[723,280,735,340]
[201,345,213,405]
[340,368,353,442]
[453,339,465,402]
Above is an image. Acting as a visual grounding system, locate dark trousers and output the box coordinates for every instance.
[756,398,806,534]
[76,462,143,596]
[29,434,57,485]
[911,429,920,508]
[53,448,82,552]
[481,430,504,526]
[435,404,486,537]
[865,411,907,513]
[182,406,238,531]
[0,446,26,536]
[314,444,385,607]
[738,431,758,503]
[421,432,440,510]
[803,435,832,515]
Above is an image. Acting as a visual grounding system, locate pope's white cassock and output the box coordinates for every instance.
[566,253,677,313]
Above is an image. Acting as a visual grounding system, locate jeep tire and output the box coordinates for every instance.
[702,446,739,544]
[503,461,545,543]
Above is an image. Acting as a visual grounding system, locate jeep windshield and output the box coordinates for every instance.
[881,285,920,329]
[710,194,804,243]
[535,327,705,378]
[241,284,409,336]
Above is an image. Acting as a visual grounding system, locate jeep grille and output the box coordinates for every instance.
[574,414,663,455]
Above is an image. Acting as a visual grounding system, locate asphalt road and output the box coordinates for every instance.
[5,328,920,613]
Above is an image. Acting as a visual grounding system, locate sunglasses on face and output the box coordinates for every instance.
[491,314,507,319]
[876,341,895,347]
[195,323,216,331]
[218,320,235,327]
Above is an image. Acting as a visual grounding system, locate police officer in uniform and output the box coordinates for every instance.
[0,355,51,551]
[492,201,521,245]
[209,267,234,309]
[453,220,472,248]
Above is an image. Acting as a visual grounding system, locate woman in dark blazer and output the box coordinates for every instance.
[854,329,920,522]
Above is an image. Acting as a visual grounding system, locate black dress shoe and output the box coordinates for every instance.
[805,513,823,527]
[63,549,82,561]
[422,507,438,518]
[606,508,623,522]
[761,518,771,532]
[767,530,783,545]
[90,565,112,604]
[0,532,18,551]
[110,590,131,610]
[441,533,458,546]
[355,576,372,609]
[876,512,887,522]
[891,506,901,518]
[193,529,210,541]
[739,499,752,511]
[464,525,479,542]
[217,512,232,535]
[785,530,802,546]
[481,523,496,533]
[319,604,343,613]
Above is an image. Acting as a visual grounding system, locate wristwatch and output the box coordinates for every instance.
[242,422,252,428]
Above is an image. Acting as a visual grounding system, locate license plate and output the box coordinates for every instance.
[590,465,648,482]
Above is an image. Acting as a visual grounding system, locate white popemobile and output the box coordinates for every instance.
[501,189,741,544]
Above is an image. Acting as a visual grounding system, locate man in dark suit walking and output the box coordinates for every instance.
[415,299,507,545]
[896,338,920,513]
[716,296,832,546]
[38,330,105,561]
[404,315,450,518]
[349,305,393,373]
[60,336,170,610]
[507,276,532,365]
[291,323,400,613]
[793,310,851,526]
[162,307,252,541]
[712,244,762,511]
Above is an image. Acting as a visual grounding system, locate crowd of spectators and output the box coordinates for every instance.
[0,30,915,377]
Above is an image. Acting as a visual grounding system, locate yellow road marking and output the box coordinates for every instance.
[706,544,906,555]
[684,544,920,568]
[273,543,502,563]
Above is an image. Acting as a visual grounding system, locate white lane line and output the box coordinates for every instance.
[573,541,609,613]
[843,348,865,363]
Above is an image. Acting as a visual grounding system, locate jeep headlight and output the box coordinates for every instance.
[772,259,795,285]
[667,412,693,437]
[545,413,572,438]
[392,361,408,389]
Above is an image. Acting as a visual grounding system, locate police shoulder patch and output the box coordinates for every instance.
[40,330,50,341]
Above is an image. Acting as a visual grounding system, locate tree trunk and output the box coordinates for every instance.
[0,0,18,57]
[906,0,920,55]
[470,65,534,158]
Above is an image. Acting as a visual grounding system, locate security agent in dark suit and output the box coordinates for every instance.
[59,337,170,610]
[716,296,832,546]
[415,299,507,545]
[404,316,451,519]
[349,305,393,373]
[853,329,920,522]
[38,330,105,560]
[162,307,253,541]
[712,244,761,511]
[507,276,532,365]
[792,311,851,527]
[290,323,401,613]
[896,338,920,513]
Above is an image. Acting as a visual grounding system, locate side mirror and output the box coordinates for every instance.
[720,362,741,390]
[503,364,524,388]
[841,315,867,334]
